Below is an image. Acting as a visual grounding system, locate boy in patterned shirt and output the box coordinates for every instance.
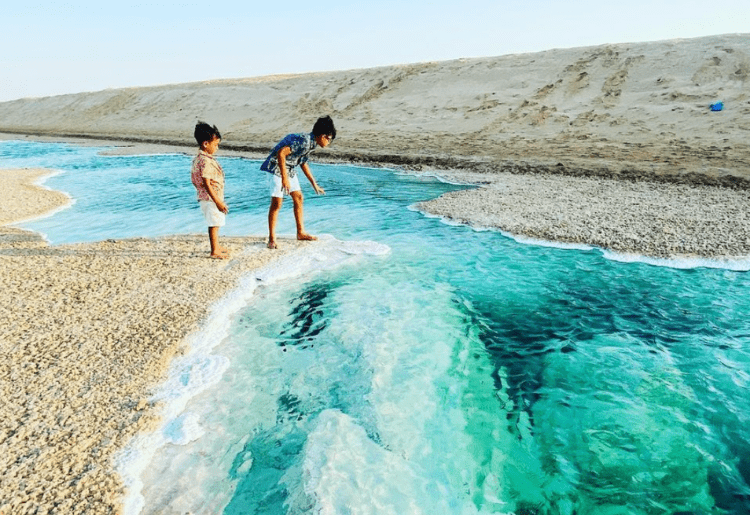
[261,115,336,249]
[191,121,229,259]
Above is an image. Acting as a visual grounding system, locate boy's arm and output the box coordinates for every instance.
[300,162,325,195]
[203,177,228,214]
[277,146,292,193]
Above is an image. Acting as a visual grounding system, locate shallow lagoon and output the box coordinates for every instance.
[4,140,750,514]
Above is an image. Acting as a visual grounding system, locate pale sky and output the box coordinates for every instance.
[2,1,748,102]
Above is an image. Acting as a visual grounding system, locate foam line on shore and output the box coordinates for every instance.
[116,235,390,515]
[412,206,596,252]
[600,249,750,271]
[396,169,482,187]
[414,205,750,271]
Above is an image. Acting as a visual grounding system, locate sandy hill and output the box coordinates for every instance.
[1,33,749,184]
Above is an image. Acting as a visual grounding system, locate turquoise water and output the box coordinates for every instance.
[4,140,750,514]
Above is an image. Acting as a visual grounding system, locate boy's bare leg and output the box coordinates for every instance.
[208,227,229,258]
[291,191,317,241]
[267,197,283,249]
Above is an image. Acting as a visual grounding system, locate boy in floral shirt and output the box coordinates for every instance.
[191,121,229,258]
[261,115,336,249]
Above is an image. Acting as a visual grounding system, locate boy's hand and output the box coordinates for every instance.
[314,184,326,195]
[282,179,291,194]
[217,201,229,214]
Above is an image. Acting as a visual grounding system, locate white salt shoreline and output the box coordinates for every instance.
[0,163,391,515]
[117,235,390,515]
[0,168,320,514]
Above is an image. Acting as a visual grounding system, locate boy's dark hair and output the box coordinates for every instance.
[312,115,336,140]
[194,121,221,145]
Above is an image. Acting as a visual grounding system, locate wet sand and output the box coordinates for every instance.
[0,169,308,514]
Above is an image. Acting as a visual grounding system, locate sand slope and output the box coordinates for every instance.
[1,34,749,182]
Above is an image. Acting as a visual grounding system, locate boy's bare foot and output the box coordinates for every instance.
[267,240,278,249]
[209,247,230,259]
[297,233,317,241]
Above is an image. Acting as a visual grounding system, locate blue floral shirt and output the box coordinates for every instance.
[260,132,317,179]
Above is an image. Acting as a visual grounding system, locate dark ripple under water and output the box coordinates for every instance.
[4,140,750,514]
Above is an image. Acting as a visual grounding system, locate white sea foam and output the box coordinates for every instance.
[601,249,750,271]
[413,206,596,252]
[116,235,390,515]
[284,409,452,515]
[416,204,750,270]
[396,169,479,186]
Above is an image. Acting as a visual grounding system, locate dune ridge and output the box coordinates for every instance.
[1,34,749,185]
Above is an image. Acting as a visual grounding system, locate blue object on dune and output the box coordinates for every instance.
[710,101,724,111]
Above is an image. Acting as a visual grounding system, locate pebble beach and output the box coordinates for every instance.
[417,169,750,260]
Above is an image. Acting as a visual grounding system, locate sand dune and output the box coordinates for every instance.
[1,34,749,184]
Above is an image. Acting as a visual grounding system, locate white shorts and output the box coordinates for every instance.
[269,174,301,198]
[199,200,226,227]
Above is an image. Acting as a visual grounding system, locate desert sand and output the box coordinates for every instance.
[1,33,750,514]
[0,169,312,514]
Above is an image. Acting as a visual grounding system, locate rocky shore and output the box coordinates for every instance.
[417,169,750,260]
